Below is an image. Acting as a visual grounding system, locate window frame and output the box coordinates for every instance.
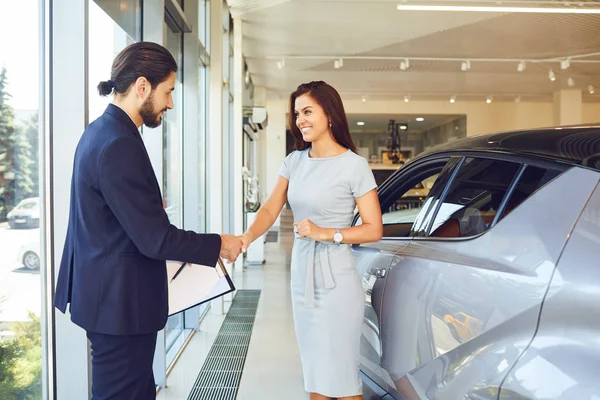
[411,151,569,243]
[352,155,454,241]
[354,150,570,243]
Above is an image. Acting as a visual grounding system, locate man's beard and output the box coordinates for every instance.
[139,91,164,128]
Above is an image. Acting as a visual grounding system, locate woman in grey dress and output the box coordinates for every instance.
[241,81,383,400]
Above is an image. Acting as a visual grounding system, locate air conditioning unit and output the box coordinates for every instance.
[243,107,268,132]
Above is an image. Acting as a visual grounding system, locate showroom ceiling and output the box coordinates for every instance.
[229,0,600,102]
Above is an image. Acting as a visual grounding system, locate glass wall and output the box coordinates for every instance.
[0,0,45,398]
[0,0,227,396]
[163,22,185,353]
[89,1,137,121]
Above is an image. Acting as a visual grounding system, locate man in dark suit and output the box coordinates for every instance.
[54,42,243,400]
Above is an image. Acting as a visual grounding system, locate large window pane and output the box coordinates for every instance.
[93,0,141,41]
[198,63,208,233]
[88,1,136,122]
[0,0,44,398]
[163,24,184,352]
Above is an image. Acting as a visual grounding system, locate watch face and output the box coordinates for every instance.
[334,232,343,243]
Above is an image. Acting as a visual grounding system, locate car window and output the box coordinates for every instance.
[406,159,464,236]
[382,175,438,225]
[354,159,458,238]
[422,158,521,238]
[498,165,561,220]
[369,158,461,239]
[20,202,37,210]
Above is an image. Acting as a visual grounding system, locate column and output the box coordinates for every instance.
[52,1,91,398]
[209,0,224,314]
[265,95,287,228]
[553,89,582,126]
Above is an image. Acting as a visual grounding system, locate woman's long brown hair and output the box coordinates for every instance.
[289,81,357,153]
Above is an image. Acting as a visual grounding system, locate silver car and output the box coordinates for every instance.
[353,126,600,400]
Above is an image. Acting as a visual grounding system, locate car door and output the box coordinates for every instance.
[353,156,458,397]
[379,155,597,400]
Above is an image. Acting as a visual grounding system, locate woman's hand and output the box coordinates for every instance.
[294,219,324,241]
[240,232,254,253]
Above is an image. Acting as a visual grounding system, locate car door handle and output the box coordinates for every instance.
[369,268,387,279]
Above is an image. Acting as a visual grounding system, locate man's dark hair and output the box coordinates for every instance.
[97,42,177,96]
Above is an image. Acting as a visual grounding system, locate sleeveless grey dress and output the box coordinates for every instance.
[279,149,377,397]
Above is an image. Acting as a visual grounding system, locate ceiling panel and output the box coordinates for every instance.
[232,0,600,102]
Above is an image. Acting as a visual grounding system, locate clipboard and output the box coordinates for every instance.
[166,258,235,316]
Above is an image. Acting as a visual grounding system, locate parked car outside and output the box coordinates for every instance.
[7,197,40,229]
[17,240,40,270]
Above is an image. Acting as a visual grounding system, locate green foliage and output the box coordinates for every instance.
[0,312,42,399]
[0,68,36,212]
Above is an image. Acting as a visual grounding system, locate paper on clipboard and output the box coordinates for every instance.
[166,258,235,316]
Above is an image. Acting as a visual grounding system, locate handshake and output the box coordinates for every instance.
[219,233,252,264]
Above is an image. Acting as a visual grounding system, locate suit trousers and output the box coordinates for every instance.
[87,331,158,400]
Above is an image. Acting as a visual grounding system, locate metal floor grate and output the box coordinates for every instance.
[187,290,261,400]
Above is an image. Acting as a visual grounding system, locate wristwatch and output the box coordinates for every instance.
[333,228,343,244]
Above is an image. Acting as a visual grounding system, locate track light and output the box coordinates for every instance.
[276,59,285,70]
[450,95,456,103]
[400,58,410,70]
[560,59,571,70]
[461,60,471,71]
[396,4,600,14]
[549,70,556,81]
[517,61,526,72]
[568,77,575,87]
[589,84,595,94]
[334,58,344,69]
[486,96,493,104]
[404,95,411,102]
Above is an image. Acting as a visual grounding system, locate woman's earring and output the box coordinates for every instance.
[329,121,332,128]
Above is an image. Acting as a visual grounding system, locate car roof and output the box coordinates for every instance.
[415,125,600,171]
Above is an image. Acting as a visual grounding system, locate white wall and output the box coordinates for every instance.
[342,97,600,137]
[583,103,600,124]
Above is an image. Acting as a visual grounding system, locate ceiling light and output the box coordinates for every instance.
[334,59,343,69]
[589,84,595,94]
[568,77,575,87]
[416,117,424,122]
[515,95,521,103]
[400,58,410,70]
[517,61,526,72]
[560,59,571,69]
[404,95,411,102]
[450,95,456,103]
[549,70,556,81]
[461,60,471,71]
[276,59,285,70]
[400,124,408,130]
[396,4,600,14]
[357,121,365,126]
[486,96,493,104]
[361,95,367,102]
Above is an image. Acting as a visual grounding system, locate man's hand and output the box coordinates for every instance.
[219,234,243,264]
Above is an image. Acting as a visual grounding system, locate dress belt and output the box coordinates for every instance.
[294,232,336,307]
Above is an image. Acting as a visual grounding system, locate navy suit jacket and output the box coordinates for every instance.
[54,104,222,336]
